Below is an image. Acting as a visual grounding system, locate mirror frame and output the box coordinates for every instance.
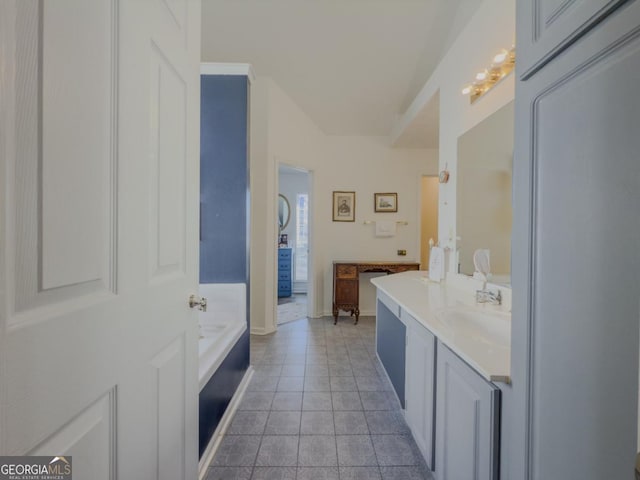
[278,194,291,232]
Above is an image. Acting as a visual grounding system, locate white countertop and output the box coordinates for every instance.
[371,270,511,384]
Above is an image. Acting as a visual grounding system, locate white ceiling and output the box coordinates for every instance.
[201,0,479,137]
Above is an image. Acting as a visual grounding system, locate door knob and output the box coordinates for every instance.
[188,294,207,312]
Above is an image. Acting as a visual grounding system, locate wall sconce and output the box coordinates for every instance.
[462,46,515,104]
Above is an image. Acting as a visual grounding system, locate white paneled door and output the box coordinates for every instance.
[0,0,201,479]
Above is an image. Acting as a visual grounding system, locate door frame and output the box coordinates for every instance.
[417,174,440,271]
[276,162,315,323]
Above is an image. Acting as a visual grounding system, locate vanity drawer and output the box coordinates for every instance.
[395,264,420,273]
[336,264,357,279]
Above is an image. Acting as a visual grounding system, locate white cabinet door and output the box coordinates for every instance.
[512,2,640,478]
[405,316,436,471]
[435,343,500,480]
[0,1,201,478]
[517,0,629,78]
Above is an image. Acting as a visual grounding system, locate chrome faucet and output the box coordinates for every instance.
[476,289,502,305]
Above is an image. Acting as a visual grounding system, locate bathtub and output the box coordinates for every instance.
[198,283,247,391]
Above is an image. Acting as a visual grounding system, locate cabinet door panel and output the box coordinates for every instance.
[435,343,500,480]
[376,300,406,407]
[518,0,629,78]
[335,279,357,305]
[514,4,640,478]
[405,318,436,471]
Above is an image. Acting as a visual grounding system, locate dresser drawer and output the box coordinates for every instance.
[278,249,292,260]
[278,271,291,281]
[278,260,291,271]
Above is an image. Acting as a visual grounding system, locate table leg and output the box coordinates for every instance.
[354,308,360,325]
[332,305,338,325]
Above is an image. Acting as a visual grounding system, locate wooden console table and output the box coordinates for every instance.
[332,261,420,325]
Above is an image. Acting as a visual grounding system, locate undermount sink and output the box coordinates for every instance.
[435,307,511,348]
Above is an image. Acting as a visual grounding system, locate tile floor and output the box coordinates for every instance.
[205,316,434,480]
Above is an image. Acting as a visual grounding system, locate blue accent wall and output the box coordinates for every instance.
[200,75,249,283]
[199,74,251,458]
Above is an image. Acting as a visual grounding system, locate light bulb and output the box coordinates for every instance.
[493,51,508,65]
[475,70,487,81]
[461,85,472,95]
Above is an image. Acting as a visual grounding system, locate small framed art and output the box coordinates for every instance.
[333,191,355,222]
[374,193,397,213]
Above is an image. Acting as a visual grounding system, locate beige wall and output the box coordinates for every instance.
[250,0,517,333]
[320,136,437,315]
[393,0,516,272]
[250,78,438,334]
[420,176,439,269]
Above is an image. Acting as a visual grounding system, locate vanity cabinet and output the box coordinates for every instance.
[375,295,406,408]
[374,285,503,478]
[511,1,640,478]
[404,312,436,471]
[517,0,628,79]
[435,342,500,480]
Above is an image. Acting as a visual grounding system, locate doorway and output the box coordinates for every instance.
[420,176,439,269]
[277,165,312,325]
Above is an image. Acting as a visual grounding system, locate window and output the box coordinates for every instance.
[295,194,308,281]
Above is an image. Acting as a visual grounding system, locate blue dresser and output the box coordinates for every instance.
[278,248,292,298]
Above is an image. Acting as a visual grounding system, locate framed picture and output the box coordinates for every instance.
[374,193,398,212]
[332,191,355,222]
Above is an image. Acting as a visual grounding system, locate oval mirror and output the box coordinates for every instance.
[278,194,291,232]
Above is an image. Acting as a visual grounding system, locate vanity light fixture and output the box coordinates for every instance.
[462,46,516,104]
[475,70,488,82]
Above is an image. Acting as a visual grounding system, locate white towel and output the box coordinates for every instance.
[375,220,396,237]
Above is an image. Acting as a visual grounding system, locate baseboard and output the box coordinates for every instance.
[250,325,276,335]
[198,366,255,479]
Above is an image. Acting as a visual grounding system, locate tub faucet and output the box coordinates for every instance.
[476,289,502,305]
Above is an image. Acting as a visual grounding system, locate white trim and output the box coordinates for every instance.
[200,62,256,84]
[198,366,255,479]
[250,325,276,336]
[0,0,16,455]
[292,282,308,294]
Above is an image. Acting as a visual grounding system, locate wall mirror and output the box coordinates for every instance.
[456,100,514,285]
[278,194,291,232]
